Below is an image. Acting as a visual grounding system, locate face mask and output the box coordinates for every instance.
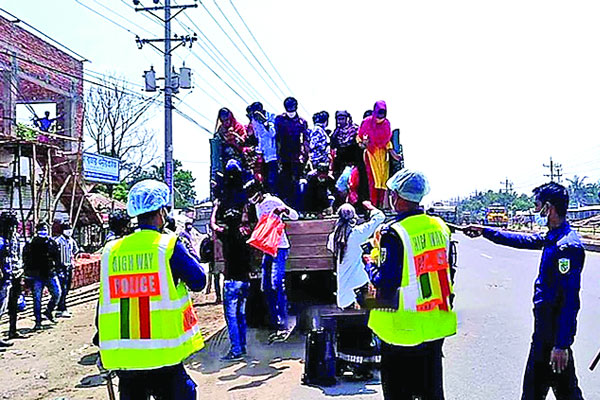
[38,230,48,238]
[64,229,73,237]
[285,111,297,118]
[533,205,548,226]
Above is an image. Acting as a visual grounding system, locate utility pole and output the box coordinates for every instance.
[543,157,562,183]
[134,0,197,208]
[500,178,513,194]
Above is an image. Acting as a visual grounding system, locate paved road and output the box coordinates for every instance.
[187,234,600,399]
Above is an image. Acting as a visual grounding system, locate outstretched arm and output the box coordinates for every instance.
[464,225,544,250]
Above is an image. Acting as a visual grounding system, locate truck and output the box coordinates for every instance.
[485,204,509,228]
[428,202,458,224]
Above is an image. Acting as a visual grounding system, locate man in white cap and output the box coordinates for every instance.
[97,179,207,400]
[363,169,457,400]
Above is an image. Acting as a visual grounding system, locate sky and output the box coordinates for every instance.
[3,0,600,205]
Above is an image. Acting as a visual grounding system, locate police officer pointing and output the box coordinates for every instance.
[364,170,457,399]
[98,180,207,400]
[466,182,585,399]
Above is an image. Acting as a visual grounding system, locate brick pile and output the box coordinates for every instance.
[72,254,101,290]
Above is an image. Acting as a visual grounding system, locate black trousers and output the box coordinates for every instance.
[521,342,584,400]
[380,339,445,400]
[7,277,22,334]
[116,363,196,400]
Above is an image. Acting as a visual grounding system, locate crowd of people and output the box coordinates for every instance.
[210,97,402,217]
[0,215,79,346]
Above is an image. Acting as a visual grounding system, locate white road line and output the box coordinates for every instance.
[481,253,493,259]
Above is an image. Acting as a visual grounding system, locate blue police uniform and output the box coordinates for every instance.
[483,222,585,400]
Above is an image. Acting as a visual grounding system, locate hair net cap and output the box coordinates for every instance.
[386,169,430,203]
[127,179,170,217]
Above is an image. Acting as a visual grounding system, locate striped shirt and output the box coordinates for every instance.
[54,235,79,267]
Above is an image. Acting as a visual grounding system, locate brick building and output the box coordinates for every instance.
[0,13,104,245]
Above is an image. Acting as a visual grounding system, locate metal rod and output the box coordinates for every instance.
[164,0,174,208]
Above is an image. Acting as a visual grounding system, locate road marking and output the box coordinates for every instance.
[481,253,493,259]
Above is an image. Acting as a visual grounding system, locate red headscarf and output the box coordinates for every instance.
[359,100,391,153]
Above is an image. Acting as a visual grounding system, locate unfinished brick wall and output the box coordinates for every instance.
[0,14,84,140]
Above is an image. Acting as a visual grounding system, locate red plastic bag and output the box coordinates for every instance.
[246,213,285,256]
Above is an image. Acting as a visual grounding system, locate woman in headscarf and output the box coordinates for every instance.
[326,200,385,380]
[357,101,397,208]
[331,111,370,207]
[327,201,385,309]
[212,108,247,176]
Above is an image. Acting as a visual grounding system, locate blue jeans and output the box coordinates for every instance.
[223,280,250,356]
[263,160,279,195]
[261,248,289,330]
[57,266,73,312]
[0,279,10,317]
[30,274,62,324]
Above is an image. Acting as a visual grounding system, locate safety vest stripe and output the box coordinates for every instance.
[101,240,117,306]
[120,298,130,339]
[100,324,201,350]
[393,223,419,311]
[130,297,140,339]
[99,295,191,314]
[437,269,451,311]
[157,234,172,299]
[139,296,151,339]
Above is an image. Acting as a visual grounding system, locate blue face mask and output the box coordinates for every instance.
[533,205,548,227]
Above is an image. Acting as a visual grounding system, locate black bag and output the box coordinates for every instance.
[199,236,214,263]
[302,328,336,386]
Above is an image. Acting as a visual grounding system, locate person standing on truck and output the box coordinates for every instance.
[98,179,206,399]
[464,182,585,400]
[248,102,278,195]
[358,101,401,208]
[245,179,299,343]
[363,169,457,399]
[275,97,308,210]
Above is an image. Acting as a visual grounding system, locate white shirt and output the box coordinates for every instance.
[327,209,385,308]
[254,194,298,249]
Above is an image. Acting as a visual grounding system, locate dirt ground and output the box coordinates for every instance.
[0,287,226,400]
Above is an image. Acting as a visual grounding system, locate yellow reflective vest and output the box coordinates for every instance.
[98,230,204,370]
[368,213,457,346]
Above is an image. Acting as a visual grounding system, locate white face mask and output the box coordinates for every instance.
[63,229,73,237]
[533,205,548,227]
[285,111,297,118]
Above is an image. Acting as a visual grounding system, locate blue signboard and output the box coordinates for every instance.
[82,153,121,184]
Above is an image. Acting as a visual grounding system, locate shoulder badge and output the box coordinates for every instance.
[558,258,571,275]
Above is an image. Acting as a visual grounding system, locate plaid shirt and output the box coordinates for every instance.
[54,235,79,268]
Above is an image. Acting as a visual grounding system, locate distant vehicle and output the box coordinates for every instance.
[428,202,458,224]
[461,211,472,225]
[485,204,508,228]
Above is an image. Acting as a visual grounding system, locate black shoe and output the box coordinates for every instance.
[8,332,28,340]
[43,310,55,323]
[220,351,243,361]
[0,339,14,348]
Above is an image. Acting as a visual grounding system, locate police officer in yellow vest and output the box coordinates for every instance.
[98,180,207,400]
[363,170,457,400]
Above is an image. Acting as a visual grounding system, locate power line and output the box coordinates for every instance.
[0,7,88,61]
[197,0,282,103]
[1,50,212,134]
[177,16,271,108]
[229,0,307,115]
[212,0,285,98]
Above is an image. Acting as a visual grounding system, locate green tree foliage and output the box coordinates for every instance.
[457,189,535,221]
[566,176,600,207]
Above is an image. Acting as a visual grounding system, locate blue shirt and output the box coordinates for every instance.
[364,209,424,307]
[483,222,585,349]
[252,111,278,163]
[275,114,308,163]
[138,225,206,292]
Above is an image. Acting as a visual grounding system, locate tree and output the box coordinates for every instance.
[124,160,197,208]
[84,78,159,197]
[566,175,587,206]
